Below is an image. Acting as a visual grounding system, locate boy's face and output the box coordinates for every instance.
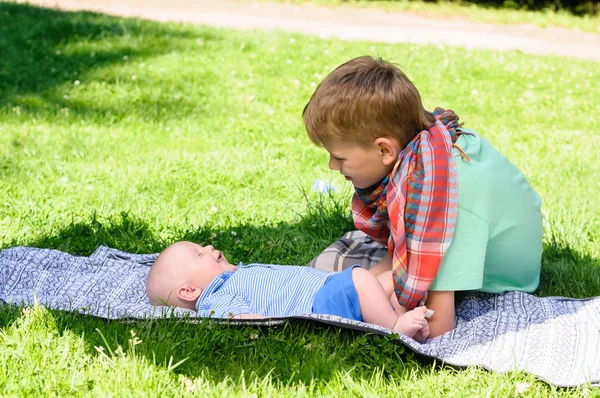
[323,140,396,189]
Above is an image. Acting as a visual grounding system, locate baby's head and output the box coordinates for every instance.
[146,241,236,310]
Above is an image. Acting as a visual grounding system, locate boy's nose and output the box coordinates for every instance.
[204,245,214,253]
[328,156,339,171]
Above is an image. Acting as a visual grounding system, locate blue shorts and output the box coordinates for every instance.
[311,265,362,321]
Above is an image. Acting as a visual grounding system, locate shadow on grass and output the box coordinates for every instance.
[0,2,224,120]
[538,238,600,298]
[1,210,598,385]
[421,0,597,16]
[0,209,435,385]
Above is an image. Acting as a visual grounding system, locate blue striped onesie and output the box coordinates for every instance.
[195,263,359,319]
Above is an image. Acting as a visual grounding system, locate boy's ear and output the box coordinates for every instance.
[373,137,400,166]
[177,285,202,302]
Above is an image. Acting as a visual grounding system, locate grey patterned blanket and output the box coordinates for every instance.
[1,233,598,388]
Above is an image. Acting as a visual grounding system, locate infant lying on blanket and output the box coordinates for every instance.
[146,241,431,340]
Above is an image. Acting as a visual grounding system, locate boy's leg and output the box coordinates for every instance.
[352,267,426,338]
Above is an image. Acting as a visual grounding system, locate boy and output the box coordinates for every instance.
[146,241,430,341]
[303,56,543,337]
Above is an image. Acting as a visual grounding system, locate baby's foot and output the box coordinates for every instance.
[392,306,427,338]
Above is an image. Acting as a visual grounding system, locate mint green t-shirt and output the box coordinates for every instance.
[429,130,543,293]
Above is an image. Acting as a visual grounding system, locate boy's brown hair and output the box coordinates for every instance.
[303,56,436,148]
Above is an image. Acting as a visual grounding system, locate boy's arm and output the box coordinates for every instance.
[424,290,455,337]
[369,252,392,276]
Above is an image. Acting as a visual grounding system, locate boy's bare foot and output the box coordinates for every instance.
[392,306,428,339]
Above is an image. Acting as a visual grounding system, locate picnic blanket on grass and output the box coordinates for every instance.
[1,233,599,388]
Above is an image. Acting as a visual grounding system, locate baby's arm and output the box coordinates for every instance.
[231,313,268,320]
[198,293,259,319]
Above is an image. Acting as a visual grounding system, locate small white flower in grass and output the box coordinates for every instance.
[55,50,61,55]
[73,80,80,85]
[182,377,194,392]
[304,343,312,351]
[131,75,137,81]
[267,109,274,115]
[250,333,259,340]
[210,233,217,239]
[209,206,218,213]
[231,231,237,236]
[289,38,295,44]
[310,82,316,87]
[63,94,69,100]
[304,56,310,61]
[129,330,142,346]
[94,346,105,353]
[514,382,530,394]
[286,59,292,64]
[235,240,241,244]
[22,307,31,316]
[123,55,128,61]
[90,51,95,57]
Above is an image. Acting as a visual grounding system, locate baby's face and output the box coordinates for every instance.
[177,241,235,274]
[147,241,237,308]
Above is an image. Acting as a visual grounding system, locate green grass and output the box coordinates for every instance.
[1,2,599,396]
[246,0,600,34]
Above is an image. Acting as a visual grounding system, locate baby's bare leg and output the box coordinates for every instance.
[352,267,424,338]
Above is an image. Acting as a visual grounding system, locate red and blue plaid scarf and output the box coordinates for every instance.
[352,108,462,309]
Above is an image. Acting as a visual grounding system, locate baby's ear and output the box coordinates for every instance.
[177,285,202,302]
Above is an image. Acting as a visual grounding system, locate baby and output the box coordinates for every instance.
[146,241,431,340]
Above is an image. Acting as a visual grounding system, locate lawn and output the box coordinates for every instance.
[1,2,599,396]
[247,0,600,34]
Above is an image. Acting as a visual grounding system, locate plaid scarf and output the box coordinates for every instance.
[352,108,462,309]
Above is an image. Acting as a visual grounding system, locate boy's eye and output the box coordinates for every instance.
[333,157,344,162]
